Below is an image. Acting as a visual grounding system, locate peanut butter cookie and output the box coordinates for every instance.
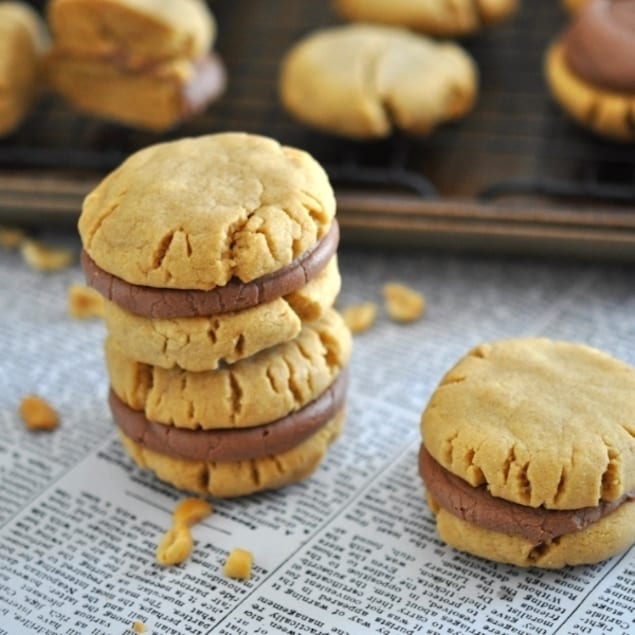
[420,338,635,567]
[280,24,477,139]
[333,0,518,37]
[0,2,48,136]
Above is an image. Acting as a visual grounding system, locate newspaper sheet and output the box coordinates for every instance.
[0,241,633,635]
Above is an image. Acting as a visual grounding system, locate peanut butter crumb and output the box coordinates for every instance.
[342,302,377,333]
[68,283,105,319]
[223,548,253,580]
[132,621,147,633]
[21,239,73,272]
[156,525,193,566]
[173,497,212,527]
[383,282,425,323]
[19,395,59,430]
[0,225,25,248]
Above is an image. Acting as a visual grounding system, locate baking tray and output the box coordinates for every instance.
[1,0,635,258]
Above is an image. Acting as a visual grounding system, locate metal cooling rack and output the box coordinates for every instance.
[1,0,635,258]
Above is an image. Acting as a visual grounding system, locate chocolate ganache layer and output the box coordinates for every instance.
[563,0,635,92]
[419,445,633,545]
[110,368,348,462]
[82,219,339,319]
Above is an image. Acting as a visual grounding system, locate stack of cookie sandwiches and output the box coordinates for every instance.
[419,338,635,568]
[79,132,352,497]
[45,0,225,131]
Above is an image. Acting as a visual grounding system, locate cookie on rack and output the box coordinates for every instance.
[45,0,225,130]
[419,338,635,568]
[546,0,635,141]
[79,132,351,496]
[279,24,477,139]
[333,0,518,37]
[106,309,352,497]
[0,2,48,136]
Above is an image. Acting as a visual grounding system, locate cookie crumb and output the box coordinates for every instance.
[68,283,105,319]
[132,621,147,634]
[19,395,59,430]
[21,239,73,272]
[156,525,193,566]
[223,548,253,580]
[155,498,212,566]
[172,497,212,527]
[383,282,425,323]
[0,225,25,249]
[342,302,377,333]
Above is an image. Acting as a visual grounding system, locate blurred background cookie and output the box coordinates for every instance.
[419,338,635,568]
[546,0,635,141]
[0,1,49,137]
[280,24,477,139]
[333,0,518,37]
[45,0,225,130]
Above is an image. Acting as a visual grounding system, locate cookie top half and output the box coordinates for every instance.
[421,338,635,510]
[78,133,336,290]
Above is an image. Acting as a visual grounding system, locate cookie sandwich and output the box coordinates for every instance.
[0,2,48,136]
[46,0,225,130]
[333,0,518,37]
[79,132,351,496]
[280,24,477,139]
[546,0,635,141]
[419,338,635,568]
[106,309,351,497]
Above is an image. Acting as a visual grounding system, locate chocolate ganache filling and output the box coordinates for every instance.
[419,445,633,545]
[82,219,339,319]
[563,0,635,92]
[110,369,348,462]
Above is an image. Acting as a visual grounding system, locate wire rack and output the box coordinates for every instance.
[1,0,635,257]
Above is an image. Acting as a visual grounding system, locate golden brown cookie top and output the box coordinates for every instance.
[78,133,336,289]
[280,23,477,139]
[421,338,635,510]
[47,0,214,64]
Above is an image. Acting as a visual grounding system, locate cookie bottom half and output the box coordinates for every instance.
[545,42,635,142]
[428,494,635,568]
[46,53,225,132]
[118,409,345,497]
